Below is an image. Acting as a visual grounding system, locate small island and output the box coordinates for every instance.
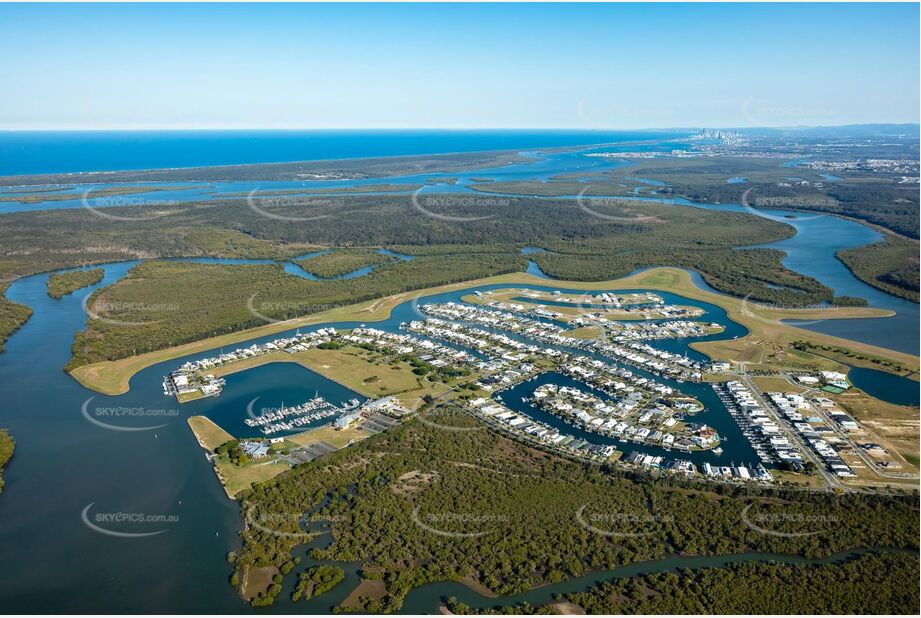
[0,429,14,493]
[47,268,104,299]
[296,248,396,278]
[291,565,345,602]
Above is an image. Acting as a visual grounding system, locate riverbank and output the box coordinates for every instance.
[70,267,914,397]
[181,346,450,410]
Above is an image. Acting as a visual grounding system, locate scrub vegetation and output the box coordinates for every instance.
[182,228,316,260]
[290,565,345,602]
[66,253,526,368]
[472,155,920,301]
[296,248,395,278]
[446,551,918,614]
[46,268,104,299]
[600,157,919,239]
[230,408,919,611]
[0,429,13,493]
[0,184,206,204]
[0,193,860,365]
[837,233,920,302]
[565,550,918,614]
[0,282,32,353]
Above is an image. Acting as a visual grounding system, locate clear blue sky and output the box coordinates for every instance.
[1,2,917,129]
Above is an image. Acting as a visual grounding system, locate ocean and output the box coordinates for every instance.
[0,129,686,176]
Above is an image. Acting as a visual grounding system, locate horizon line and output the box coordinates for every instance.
[0,123,918,133]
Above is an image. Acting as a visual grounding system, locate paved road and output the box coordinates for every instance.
[737,364,843,491]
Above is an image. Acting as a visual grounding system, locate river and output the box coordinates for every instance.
[0,141,916,612]
[0,261,910,612]
[2,142,915,354]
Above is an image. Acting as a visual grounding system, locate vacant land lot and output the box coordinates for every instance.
[187,416,234,451]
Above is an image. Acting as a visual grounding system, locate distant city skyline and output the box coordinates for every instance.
[1,2,918,130]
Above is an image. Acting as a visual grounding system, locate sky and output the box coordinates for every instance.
[0,2,918,130]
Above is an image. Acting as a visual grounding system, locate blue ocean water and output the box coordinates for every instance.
[0,129,687,176]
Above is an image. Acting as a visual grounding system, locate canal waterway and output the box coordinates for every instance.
[0,244,915,612]
[0,139,917,612]
[2,141,915,353]
[847,367,920,407]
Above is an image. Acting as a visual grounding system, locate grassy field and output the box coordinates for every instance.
[240,565,279,601]
[788,339,920,378]
[217,458,291,499]
[462,288,703,321]
[751,376,802,393]
[287,424,370,449]
[189,414,373,498]
[340,579,388,611]
[178,345,450,409]
[291,346,450,406]
[187,415,234,451]
[71,267,916,397]
[567,326,603,339]
[187,415,289,498]
[212,424,374,497]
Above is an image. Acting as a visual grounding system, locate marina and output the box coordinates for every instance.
[0,227,914,613]
[244,396,363,436]
[0,140,916,612]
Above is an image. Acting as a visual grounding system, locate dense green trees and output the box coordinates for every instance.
[215,440,249,465]
[291,565,345,602]
[66,253,526,368]
[0,429,14,493]
[531,247,845,307]
[448,552,919,614]
[1,178,912,361]
[566,551,918,614]
[232,410,919,612]
[296,249,395,278]
[838,234,920,302]
[0,283,31,353]
[47,268,104,299]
